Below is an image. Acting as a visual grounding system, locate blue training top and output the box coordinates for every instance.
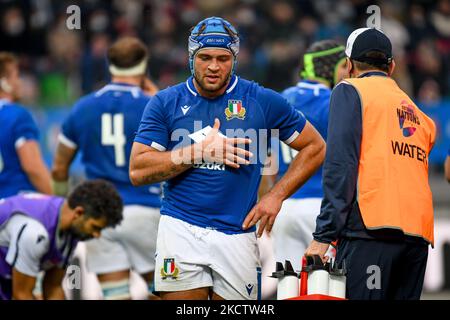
[0,99,39,198]
[135,75,306,234]
[279,80,331,199]
[60,83,161,207]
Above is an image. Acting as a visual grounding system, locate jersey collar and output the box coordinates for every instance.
[95,82,142,98]
[359,71,388,78]
[296,80,330,95]
[186,75,239,97]
[0,98,12,109]
[296,80,329,90]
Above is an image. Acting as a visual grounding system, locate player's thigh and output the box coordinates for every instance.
[295,198,322,236]
[154,215,213,294]
[273,198,321,238]
[84,228,130,274]
[97,270,130,283]
[210,231,261,300]
[119,205,161,273]
[272,198,321,266]
[160,287,210,300]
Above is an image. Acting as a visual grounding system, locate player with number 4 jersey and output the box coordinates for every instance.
[51,37,161,300]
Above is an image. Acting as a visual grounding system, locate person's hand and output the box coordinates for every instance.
[202,118,252,169]
[304,240,330,264]
[141,77,159,96]
[242,192,283,237]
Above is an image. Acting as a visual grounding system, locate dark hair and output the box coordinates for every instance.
[107,37,148,68]
[0,52,18,78]
[352,51,390,73]
[68,180,123,227]
[301,40,345,87]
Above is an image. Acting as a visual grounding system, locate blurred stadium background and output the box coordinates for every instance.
[1,0,449,299]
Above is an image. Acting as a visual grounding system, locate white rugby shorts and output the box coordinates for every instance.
[272,197,324,272]
[85,205,160,274]
[154,215,262,300]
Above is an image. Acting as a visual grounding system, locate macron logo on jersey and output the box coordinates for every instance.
[181,105,191,115]
[246,283,254,296]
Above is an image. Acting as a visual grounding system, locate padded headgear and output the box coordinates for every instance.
[300,40,346,87]
[188,17,240,76]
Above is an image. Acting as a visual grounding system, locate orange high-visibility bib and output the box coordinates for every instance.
[344,76,436,245]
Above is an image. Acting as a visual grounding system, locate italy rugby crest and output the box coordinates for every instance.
[225,99,246,120]
[160,258,179,279]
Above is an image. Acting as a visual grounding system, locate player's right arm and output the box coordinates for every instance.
[130,118,251,185]
[6,218,50,299]
[51,107,79,196]
[17,140,51,194]
[12,268,37,300]
[42,267,66,300]
[14,108,51,194]
[129,142,196,185]
[51,142,77,196]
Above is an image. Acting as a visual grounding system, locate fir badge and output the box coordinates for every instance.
[160,258,179,279]
[225,99,246,120]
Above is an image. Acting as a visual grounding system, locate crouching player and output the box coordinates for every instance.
[0,180,123,300]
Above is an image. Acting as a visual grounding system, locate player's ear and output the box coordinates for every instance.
[73,206,85,219]
[346,58,353,77]
[0,78,12,93]
[388,59,396,76]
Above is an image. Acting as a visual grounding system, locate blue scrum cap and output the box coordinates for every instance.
[188,16,240,75]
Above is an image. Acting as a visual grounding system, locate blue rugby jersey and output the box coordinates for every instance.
[135,75,306,233]
[60,83,161,207]
[279,80,331,199]
[0,99,39,198]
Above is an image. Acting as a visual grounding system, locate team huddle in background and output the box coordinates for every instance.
[0,16,438,300]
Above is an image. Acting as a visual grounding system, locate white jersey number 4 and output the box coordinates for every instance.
[101,113,126,167]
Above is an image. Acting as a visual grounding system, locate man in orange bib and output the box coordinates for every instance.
[305,28,436,300]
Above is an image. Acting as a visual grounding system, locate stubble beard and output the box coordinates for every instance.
[69,225,94,241]
[194,70,232,94]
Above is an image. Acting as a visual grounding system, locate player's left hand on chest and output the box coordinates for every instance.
[242,193,282,238]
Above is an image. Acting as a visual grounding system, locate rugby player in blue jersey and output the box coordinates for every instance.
[0,52,51,198]
[130,17,325,300]
[270,40,347,272]
[52,37,161,300]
